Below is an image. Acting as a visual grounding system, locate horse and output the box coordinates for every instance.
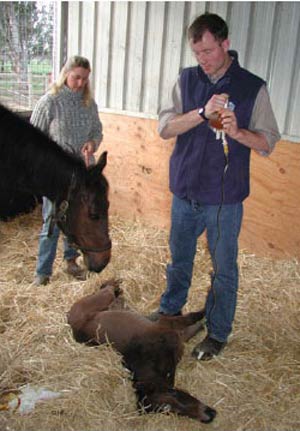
[0,103,111,272]
[67,279,217,423]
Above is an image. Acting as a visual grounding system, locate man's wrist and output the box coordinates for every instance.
[198,107,209,121]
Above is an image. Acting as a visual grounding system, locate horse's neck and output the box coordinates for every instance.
[35,156,83,203]
[0,105,85,202]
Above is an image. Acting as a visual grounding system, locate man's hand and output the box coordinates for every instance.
[219,108,239,139]
[205,93,229,119]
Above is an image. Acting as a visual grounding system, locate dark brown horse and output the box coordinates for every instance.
[0,103,111,272]
[67,280,217,423]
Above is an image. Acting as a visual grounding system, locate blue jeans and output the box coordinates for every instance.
[36,197,80,277]
[159,195,243,342]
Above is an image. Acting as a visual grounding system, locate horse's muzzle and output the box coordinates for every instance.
[83,250,111,273]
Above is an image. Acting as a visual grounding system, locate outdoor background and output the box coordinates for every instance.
[0,2,55,111]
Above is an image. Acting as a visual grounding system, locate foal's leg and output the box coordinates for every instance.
[158,310,205,330]
[180,320,205,342]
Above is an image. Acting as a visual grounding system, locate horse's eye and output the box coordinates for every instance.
[89,213,100,220]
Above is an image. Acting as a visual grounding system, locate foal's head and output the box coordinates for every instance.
[123,330,183,391]
[57,151,111,272]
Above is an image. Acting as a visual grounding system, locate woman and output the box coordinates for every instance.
[31,56,103,286]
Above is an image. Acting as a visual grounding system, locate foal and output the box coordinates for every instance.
[67,280,216,424]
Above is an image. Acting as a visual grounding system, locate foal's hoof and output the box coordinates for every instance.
[99,278,123,289]
[100,278,123,295]
[201,406,217,423]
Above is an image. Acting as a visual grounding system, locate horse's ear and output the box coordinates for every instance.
[87,151,107,183]
[97,151,107,172]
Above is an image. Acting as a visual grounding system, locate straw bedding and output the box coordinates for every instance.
[0,208,299,431]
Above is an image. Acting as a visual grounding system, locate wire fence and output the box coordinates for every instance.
[0,1,55,111]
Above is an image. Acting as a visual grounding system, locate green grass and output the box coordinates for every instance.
[0,58,52,75]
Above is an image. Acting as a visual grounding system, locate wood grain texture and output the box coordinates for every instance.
[97,113,300,259]
[241,141,300,258]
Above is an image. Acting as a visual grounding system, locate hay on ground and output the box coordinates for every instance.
[0,208,299,431]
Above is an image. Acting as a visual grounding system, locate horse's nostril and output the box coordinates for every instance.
[201,406,217,423]
[87,257,110,273]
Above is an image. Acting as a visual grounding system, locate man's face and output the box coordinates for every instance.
[190,30,230,79]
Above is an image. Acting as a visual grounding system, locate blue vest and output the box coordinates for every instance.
[169,53,265,204]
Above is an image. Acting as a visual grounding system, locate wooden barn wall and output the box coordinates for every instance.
[96,113,300,260]
[64,1,300,141]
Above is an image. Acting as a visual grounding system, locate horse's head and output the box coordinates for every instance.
[56,151,111,273]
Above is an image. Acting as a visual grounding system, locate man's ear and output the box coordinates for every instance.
[222,38,230,52]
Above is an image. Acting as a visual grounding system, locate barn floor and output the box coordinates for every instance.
[0,208,299,431]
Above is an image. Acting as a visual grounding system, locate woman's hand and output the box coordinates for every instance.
[81,141,96,166]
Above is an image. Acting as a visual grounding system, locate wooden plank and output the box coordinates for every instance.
[208,2,229,19]
[80,2,96,70]
[125,2,147,112]
[268,2,300,132]
[67,2,81,57]
[181,2,206,69]
[159,2,185,109]
[288,50,300,138]
[241,141,300,258]
[94,2,111,108]
[142,2,165,114]
[109,2,128,110]
[245,2,275,78]
[97,112,173,228]
[228,2,252,66]
[97,112,300,259]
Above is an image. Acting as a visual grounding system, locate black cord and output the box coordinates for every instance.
[207,151,229,327]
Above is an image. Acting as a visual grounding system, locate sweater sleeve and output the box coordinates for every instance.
[30,94,53,135]
[88,100,103,150]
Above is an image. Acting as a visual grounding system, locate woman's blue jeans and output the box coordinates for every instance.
[36,197,80,277]
[159,195,243,342]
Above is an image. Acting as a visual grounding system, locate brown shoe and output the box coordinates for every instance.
[66,259,86,280]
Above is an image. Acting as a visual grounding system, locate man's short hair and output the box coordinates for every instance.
[188,13,228,43]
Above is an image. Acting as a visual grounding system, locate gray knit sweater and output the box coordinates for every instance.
[30,85,102,156]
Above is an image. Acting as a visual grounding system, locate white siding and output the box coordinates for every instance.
[62,1,300,141]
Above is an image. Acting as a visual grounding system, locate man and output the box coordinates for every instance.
[149,13,280,360]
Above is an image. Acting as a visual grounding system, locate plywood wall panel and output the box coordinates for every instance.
[97,113,300,260]
[97,113,173,228]
[241,141,300,258]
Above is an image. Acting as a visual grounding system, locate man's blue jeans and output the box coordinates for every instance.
[159,195,243,342]
[36,197,80,277]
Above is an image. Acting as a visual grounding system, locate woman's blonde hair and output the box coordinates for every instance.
[50,56,92,106]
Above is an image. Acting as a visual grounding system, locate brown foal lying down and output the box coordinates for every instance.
[67,279,217,424]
